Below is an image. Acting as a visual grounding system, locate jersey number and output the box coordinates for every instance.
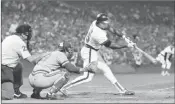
[22,46,27,51]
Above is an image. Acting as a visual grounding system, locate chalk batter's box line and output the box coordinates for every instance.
[131,81,173,88]
[149,86,174,92]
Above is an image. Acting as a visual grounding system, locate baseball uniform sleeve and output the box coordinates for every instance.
[18,40,31,59]
[57,52,69,67]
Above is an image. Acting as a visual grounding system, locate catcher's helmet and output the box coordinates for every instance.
[58,41,73,59]
[16,24,32,40]
[96,13,109,23]
[58,41,73,53]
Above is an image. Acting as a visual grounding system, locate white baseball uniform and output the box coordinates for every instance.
[82,20,108,67]
[62,21,125,93]
[156,46,174,69]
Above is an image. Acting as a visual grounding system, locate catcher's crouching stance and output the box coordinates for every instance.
[28,41,94,100]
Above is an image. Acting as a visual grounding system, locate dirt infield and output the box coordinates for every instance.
[2,73,174,103]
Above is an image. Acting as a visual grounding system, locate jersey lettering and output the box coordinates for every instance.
[85,24,94,44]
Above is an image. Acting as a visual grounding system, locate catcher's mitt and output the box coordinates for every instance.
[84,61,98,73]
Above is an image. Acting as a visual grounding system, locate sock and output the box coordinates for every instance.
[113,82,126,92]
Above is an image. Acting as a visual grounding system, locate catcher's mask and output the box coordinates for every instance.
[16,24,32,41]
[58,41,73,59]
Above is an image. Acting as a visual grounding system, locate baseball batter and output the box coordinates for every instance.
[61,13,135,96]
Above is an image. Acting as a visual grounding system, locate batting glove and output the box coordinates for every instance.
[128,42,136,48]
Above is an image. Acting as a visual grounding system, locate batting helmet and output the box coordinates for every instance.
[16,24,32,40]
[96,13,109,23]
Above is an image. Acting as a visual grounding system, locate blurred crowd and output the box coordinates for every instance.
[1,0,174,66]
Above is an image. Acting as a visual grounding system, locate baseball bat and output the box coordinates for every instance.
[121,34,157,63]
[135,46,157,63]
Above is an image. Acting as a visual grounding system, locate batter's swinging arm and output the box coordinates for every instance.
[120,30,157,64]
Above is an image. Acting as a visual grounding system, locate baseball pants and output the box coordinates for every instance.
[29,70,69,89]
[1,62,23,100]
[156,54,171,69]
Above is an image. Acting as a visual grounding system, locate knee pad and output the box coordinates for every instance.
[2,82,14,100]
[53,73,69,90]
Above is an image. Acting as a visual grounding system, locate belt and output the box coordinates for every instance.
[1,64,14,70]
[32,70,49,76]
[85,44,99,51]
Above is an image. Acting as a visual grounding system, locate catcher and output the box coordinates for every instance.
[28,41,94,100]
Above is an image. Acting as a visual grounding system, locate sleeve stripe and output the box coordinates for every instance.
[100,39,110,45]
[61,60,69,66]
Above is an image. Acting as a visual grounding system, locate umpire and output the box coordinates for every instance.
[1,24,48,100]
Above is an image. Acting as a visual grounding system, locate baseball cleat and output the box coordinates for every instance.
[123,90,135,95]
[46,93,57,100]
[60,88,68,97]
[31,93,43,99]
[119,90,135,96]
[14,92,27,99]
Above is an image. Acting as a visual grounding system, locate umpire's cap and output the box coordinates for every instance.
[16,24,32,34]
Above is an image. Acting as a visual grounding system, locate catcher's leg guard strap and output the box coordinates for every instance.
[51,72,69,93]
